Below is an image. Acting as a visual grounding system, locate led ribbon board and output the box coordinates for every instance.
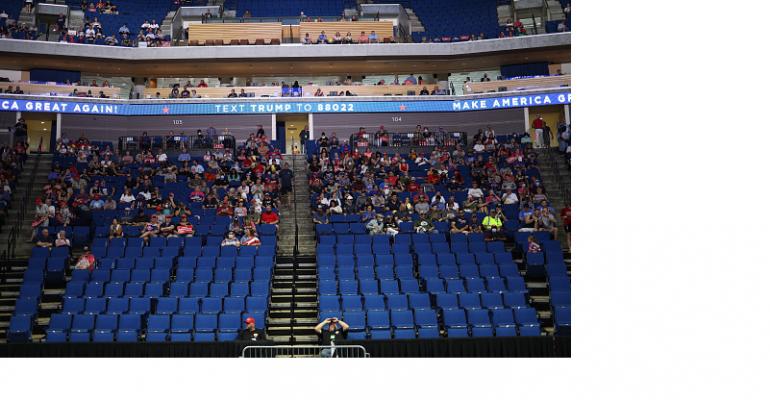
[0,92,570,116]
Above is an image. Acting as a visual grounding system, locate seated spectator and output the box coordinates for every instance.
[332,31,342,43]
[108,218,123,238]
[368,30,378,43]
[343,31,353,44]
[221,231,241,247]
[139,214,160,243]
[537,207,559,239]
[358,31,368,43]
[527,235,541,253]
[227,89,238,98]
[260,205,279,226]
[419,86,430,95]
[366,214,384,235]
[239,89,248,97]
[317,30,327,43]
[302,32,312,44]
[54,231,71,247]
[34,228,54,248]
[175,215,195,237]
[482,208,505,240]
[73,247,96,271]
[240,228,261,246]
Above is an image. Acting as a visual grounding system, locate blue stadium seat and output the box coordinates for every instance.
[363,294,386,311]
[379,279,399,295]
[107,297,130,314]
[458,293,481,309]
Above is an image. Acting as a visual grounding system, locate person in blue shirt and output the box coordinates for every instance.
[368,30,378,43]
[317,30,327,43]
[178,149,191,162]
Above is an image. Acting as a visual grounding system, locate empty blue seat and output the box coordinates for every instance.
[107,297,130,314]
[178,297,199,314]
[224,297,246,314]
[195,314,218,333]
[367,310,390,330]
[412,308,440,327]
[144,282,164,297]
[442,308,468,329]
[408,293,431,310]
[71,314,95,333]
[503,291,528,308]
[458,293,481,309]
[514,307,540,326]
[62,297,85,314]
[341,295,363,312]
[171,314,194,333]
[379,279,399,295]
[363,294,386,311]
[156,297,178,314]
[359,280,379,295]
[84,297,107,314]
[418,326,440,338]
[342,310,366,332]
[200,297,223,314]
[445,279,466,293]
[435,293,458,308]
[465,277,486,293]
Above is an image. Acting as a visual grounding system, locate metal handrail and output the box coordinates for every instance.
[241,345,370,358]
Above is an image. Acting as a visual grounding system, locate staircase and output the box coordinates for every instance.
[276,155,314,257]
[404,8,424,37]
[265,255,319,344]
[0,154,53,260]
[17,5,35,28]
[546,0,565,21]
[0,259,26,343]
[536,148,571,249]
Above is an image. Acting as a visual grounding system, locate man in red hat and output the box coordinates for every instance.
[237,316,265,341]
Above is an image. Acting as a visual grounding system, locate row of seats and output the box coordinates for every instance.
[319,276,525,296]
[46,312,261,343]
[319,291,528,312]
[317,232,498,245]
[317,240,507,255]
[64,276,270,297]
[60,295,268,315]
[320,307,540,339]
[64,280,271,300]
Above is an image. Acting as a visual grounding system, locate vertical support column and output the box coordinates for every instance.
[523,107,530,135]
[55,113,62,141]
[271,113,277,141]
[564,104,571,125]
[308,113,314,139]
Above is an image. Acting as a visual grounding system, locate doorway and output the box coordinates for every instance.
[276,114,308,155]
[22,112,57,153]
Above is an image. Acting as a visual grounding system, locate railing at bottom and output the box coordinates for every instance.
[241,345,370,358]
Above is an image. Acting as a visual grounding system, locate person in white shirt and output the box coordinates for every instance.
[191,162,204,174]
[85,27,95,38]
[138,189,152,200]
[149,20,159,30]
[119,189,136,205]
[141,20,150,30]
[157,151,167,163]
[501,188,519,205]
[467,183,484,199]
[472,140,485,153]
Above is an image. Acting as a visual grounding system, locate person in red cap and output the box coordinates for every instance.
[237,316,265,341]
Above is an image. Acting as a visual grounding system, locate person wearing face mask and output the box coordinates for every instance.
[221,231,241,247]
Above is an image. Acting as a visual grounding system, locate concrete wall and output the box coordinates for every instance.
[0,33,571,61]
[312,108,525,137]
[60,114,273,142]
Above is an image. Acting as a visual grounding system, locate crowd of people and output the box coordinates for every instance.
[32,128,293,257]
[58,16,166,47]
[0,144,25,226]
[302,30,383,45]
[307,124,568,247]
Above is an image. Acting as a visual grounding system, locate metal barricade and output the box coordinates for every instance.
[241,345,370,358]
